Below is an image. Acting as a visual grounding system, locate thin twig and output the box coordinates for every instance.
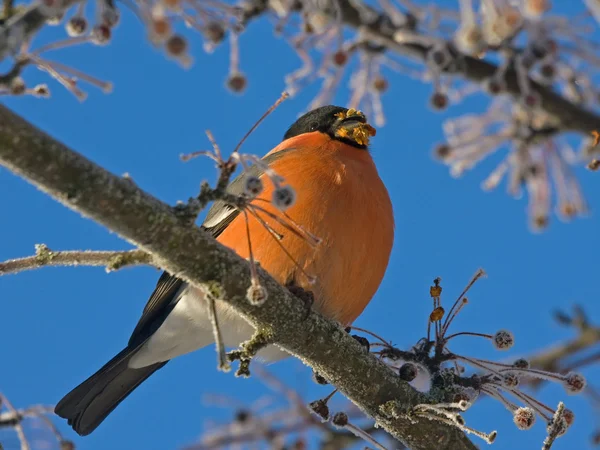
[0,245,154,275]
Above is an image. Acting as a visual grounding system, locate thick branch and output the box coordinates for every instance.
[0,104,476,450]
[0,246,153,275]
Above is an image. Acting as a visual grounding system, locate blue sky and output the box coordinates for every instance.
[1,3,600,450]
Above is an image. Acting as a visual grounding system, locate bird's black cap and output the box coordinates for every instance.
[283,105,376,149]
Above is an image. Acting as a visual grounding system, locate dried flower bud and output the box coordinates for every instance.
[204,21,226,44]
[60,441,75,450]
[272,185,296,210]
[66,16,88,36]
[399,362,418,382]
[562,408,575,427]
[246,283,268,306]
[91,24,111,45]
[309,399,329,420]
[227,72,247,93]
[373,76,388,93]
[332,412,348,427]
[433,143,452,160]
[513,358,530,369]
[235,409,250,422]
[493,330,514,350]
[430,92,449,111]
[244,175,263,196]
[166,35,187,56]
[563,372,586,394]
[429,306,444,322]
[332,50,348,66]
[151,17,171,40]
[513,407,536,430]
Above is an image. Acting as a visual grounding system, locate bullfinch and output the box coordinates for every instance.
[55,105,395,435]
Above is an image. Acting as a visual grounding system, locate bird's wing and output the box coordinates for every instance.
[128,148,294,346]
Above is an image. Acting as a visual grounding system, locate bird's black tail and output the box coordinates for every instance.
[54,346,167,436]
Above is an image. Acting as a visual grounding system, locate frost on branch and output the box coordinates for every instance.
[1,0,599,226]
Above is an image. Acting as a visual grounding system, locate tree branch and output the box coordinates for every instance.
[242,0,600,135]
[0,245,153,275]
[0,104,476,450]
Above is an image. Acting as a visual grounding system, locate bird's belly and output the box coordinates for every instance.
[128,286,287,368]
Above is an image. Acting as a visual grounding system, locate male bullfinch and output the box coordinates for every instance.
[55,105,395,435]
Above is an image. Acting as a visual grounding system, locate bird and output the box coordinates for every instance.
[55,105,395,436]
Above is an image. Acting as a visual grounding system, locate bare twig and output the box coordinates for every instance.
[0,245,154,275]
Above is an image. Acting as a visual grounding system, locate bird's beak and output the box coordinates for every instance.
[333,109,377,147]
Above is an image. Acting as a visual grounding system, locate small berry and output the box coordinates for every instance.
[91,24,111,45]
[513,407,536,430]
[272,185,296,210]
[204,21,226,44]
[372,76,388,93]
[433,143,452,160]
[429,306,444,322]
[246,283,268,306]
[484,78,505,94]
[332,50,348,66]
[244,176,263,196]
[9,77,26,95]
[235,409,250,423]
[430,92,449,111]
[399,363,418,382]
[151,17,171,38]
[227,72,247,93]
[332,412,348,427]
[493,330,514,350]
[564,372,586,394]
[165,35,187,56]
[66,16,88,36]
[533,214,549,230]
[60,441,75,450]
[513,358,530,369]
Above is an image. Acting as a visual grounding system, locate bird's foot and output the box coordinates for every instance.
[286,282,314,320]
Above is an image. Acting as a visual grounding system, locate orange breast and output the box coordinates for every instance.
[217,132,394,325]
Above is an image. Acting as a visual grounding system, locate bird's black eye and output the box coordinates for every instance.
[309,121,319,131]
